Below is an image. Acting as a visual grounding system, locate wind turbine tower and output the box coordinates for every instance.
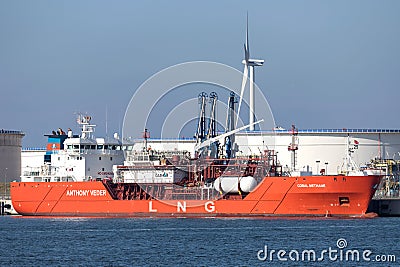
[239,15,264,131]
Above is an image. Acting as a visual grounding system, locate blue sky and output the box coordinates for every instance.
[1,1,399,147]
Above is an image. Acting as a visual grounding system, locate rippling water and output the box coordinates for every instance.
[0,216,399,266]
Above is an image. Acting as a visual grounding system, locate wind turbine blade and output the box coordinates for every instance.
[236,64,248,128]
[195,119,264,151]
[225,95,230,132]
[246,12,250,60]
[244,43,249,62]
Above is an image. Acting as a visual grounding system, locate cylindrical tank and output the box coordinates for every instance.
[214,177,234,193]
[0,130,24,182]
[220,177,239,193]
[214,176,257,193]
[239,176,258,192]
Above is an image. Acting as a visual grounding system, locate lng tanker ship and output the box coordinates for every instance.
[10,96,382,217]
[10,145,382,217]
[10,172,381,217]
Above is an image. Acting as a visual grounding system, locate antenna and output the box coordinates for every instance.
[105,105,108,137]
[76,113,96,139]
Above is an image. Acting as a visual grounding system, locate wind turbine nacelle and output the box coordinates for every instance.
[248,59,264,66]
[242,59,264,66]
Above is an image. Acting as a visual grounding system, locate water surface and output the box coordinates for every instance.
[0,216,398,266]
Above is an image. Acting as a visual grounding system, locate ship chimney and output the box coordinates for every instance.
[68,128,73,138]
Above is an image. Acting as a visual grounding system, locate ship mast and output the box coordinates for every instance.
[287,125,299,171]
[77,114,96,139]
[342,134,359,174]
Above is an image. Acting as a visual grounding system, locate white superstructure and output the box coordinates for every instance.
[21,115,128,182]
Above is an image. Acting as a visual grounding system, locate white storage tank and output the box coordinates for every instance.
[239,176,258,192]
[214,176,257,193]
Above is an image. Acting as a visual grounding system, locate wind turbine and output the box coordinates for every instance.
[236,14,264,131]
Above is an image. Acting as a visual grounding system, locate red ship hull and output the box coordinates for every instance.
[11,175,381,217]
